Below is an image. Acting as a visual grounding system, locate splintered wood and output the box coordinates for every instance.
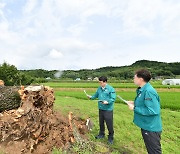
[0,80,4,86]
[0,85,87,154]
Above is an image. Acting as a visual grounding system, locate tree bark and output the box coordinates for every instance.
[0,86,21,112]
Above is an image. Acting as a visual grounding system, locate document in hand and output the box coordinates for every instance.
[117,95,129,105]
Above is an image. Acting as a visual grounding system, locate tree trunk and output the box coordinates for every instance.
[0,86,21,112]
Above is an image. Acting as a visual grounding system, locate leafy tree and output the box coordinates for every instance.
[0,62,35,86]
[0,62,19,86]
[18,72,34,85]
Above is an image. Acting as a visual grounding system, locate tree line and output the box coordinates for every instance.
[0,62,47,86]
[60,60,180,80]
[0,60,180,86]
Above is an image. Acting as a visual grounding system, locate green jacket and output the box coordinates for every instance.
[91,84,116,111]
[133,82,162,132]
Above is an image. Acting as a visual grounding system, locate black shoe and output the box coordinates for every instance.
[108,138,113,144]
[95,134,105,139]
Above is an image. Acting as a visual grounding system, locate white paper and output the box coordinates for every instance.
[84,90,88,96]
[84,90,92,97]
[117,95,129,105]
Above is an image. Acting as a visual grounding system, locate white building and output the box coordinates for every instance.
[162,79,180,85]
[93,77,99,81]
[87,77,92,81]
[75,78,81,81]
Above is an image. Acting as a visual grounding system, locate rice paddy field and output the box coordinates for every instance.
[43,81,180,154]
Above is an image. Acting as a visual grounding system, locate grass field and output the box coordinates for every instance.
[44,81,180,153]
[52,88,180,111]
[43,81,180,89]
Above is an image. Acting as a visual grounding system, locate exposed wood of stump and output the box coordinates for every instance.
[0,85,56,153]
[0,85,88,154]
[0,80,4,86]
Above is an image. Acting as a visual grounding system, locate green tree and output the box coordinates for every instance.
[18,72,35,85]
[0,62,19,86]
[0,62,35,86]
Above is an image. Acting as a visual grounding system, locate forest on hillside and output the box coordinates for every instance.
[0,60,180,85]
[48,60,180,80]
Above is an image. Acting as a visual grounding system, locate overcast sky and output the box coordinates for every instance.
[0,0,180,70]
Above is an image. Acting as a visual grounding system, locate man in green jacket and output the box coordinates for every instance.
[88,76,116,144]
[128,69,162,154]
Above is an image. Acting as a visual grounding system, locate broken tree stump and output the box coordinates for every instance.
[0,85,88,154]
[0,85,56,153]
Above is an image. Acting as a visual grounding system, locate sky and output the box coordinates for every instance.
[0,0,180,70]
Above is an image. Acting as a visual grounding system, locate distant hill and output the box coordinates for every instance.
[21,60,180,80]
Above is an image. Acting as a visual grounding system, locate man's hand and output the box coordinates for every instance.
[127,101,134,110]
[102,101,108,104]
[87,95,92,99]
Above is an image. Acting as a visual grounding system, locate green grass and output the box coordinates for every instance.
[54,90,180,111]
[158,92,180,111]
[54,96,180,154]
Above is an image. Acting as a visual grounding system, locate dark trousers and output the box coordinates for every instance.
[99,109,114,139]
[141,129,162,154]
